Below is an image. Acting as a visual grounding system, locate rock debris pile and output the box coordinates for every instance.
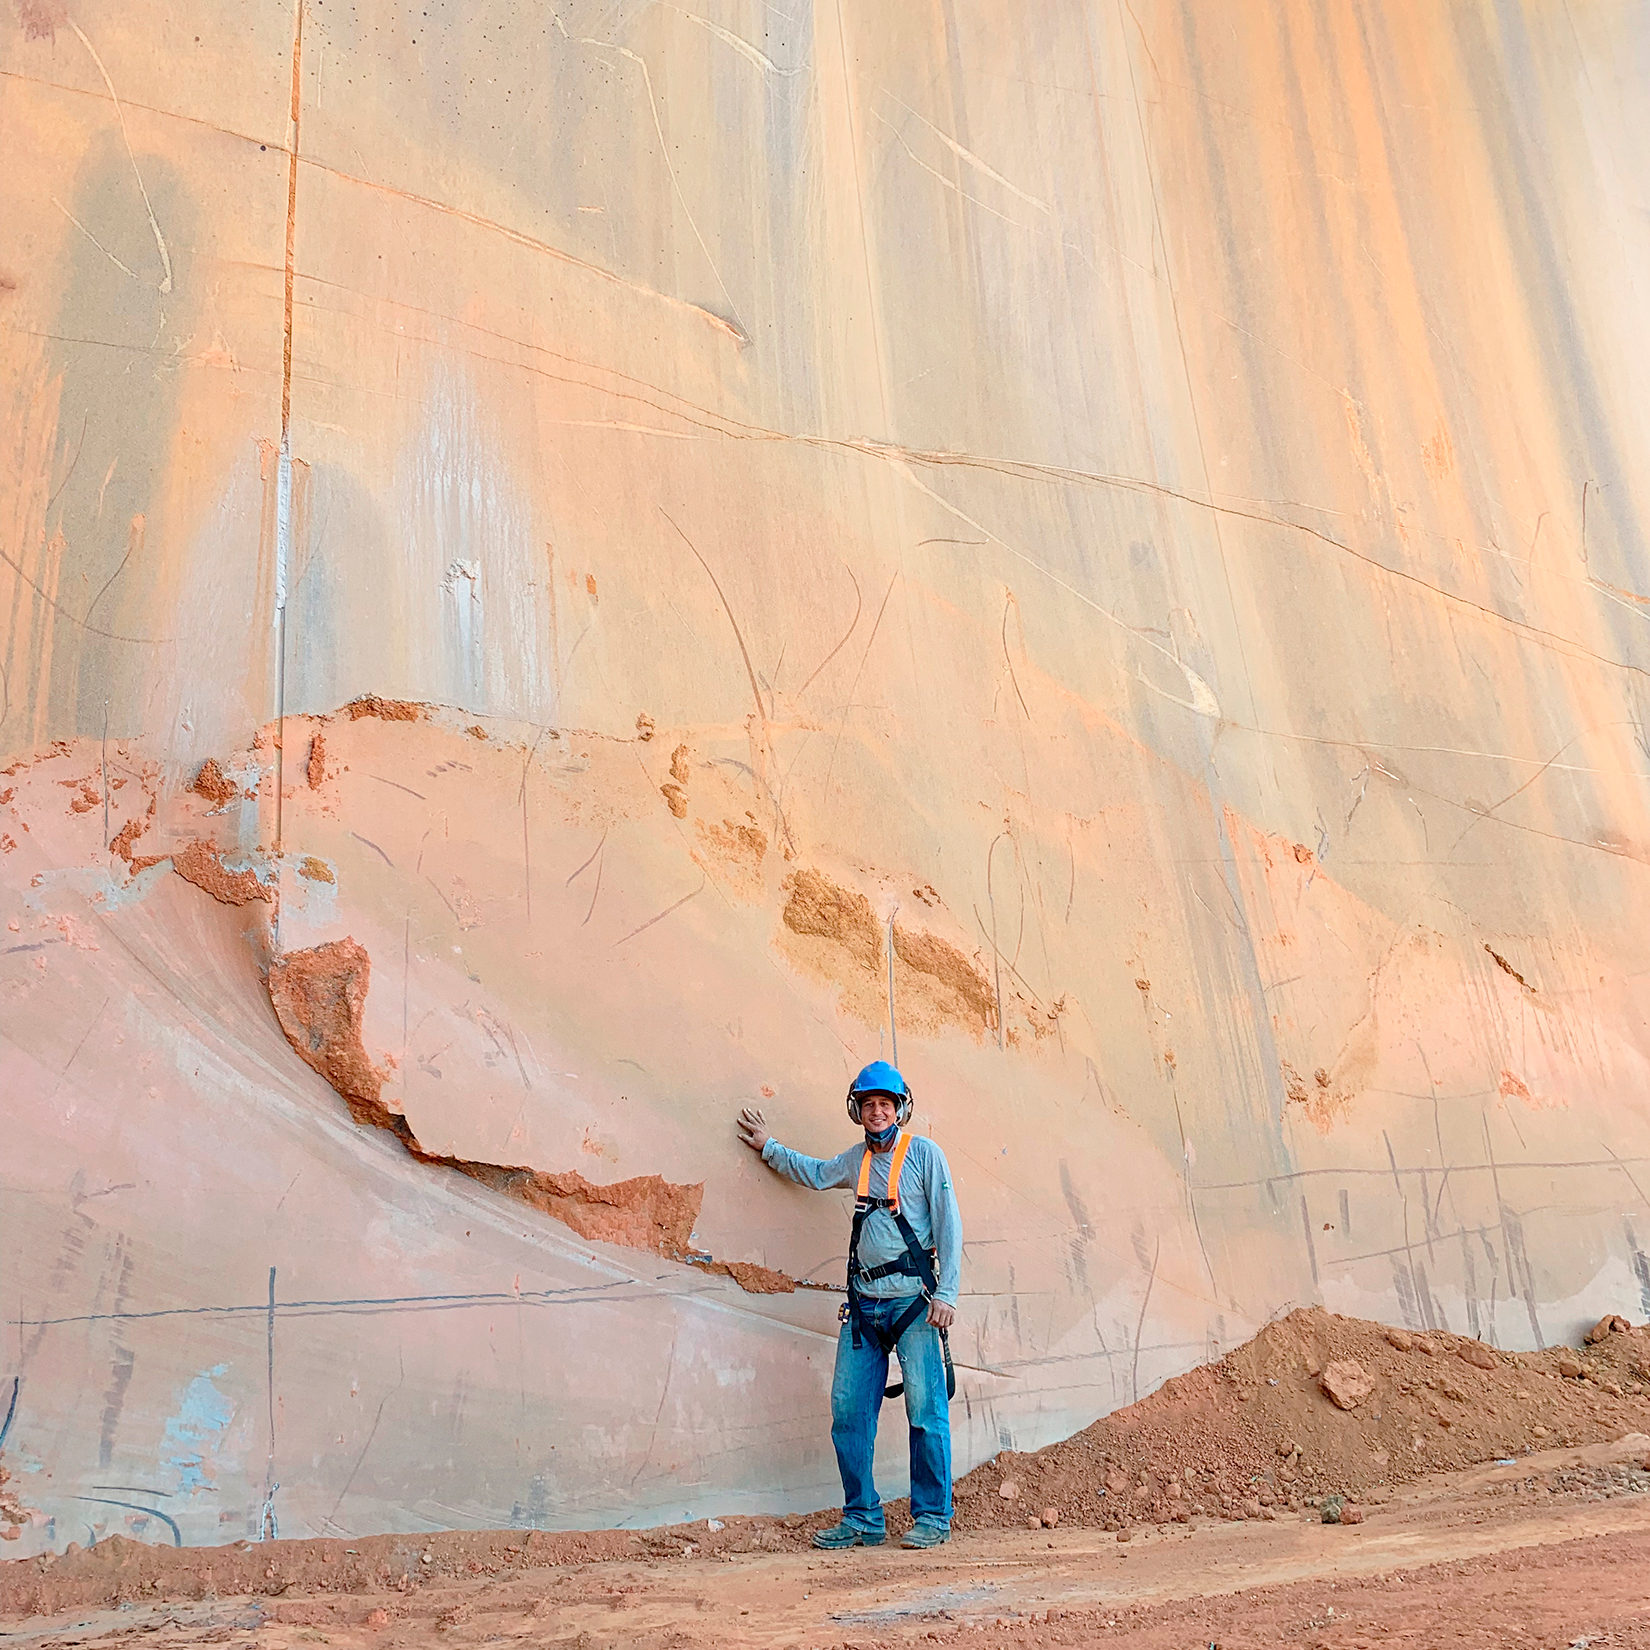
[952,1306,1650,1534]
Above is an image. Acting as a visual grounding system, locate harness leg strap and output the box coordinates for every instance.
[879,1294,933,1398]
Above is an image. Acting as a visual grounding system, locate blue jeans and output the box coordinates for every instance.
[830,1295,953,1533]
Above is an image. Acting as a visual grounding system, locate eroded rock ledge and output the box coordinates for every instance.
[265,937,705,1260]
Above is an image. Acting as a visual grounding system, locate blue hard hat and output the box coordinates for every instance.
[846,1060,914,1125]
[850,1060,910,1098]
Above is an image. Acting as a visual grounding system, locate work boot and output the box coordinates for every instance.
[900,1521,951,1549]
[811,1521,884,1549]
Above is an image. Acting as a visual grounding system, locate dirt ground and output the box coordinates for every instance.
[9,1309,1650,1646]
[4,1443,1650,1648]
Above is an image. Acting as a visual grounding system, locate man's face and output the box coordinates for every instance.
[859,1092,898,1134]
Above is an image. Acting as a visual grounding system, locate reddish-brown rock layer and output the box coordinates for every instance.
[344,696,423,722]
[264,939,704,1258]
[172,840,271,906]
[696,1258,797,1294]
[191,758,238,806]
[266,938,388,1125]
[439,1162,701,1258]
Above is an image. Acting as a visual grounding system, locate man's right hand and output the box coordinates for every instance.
[736,1107,770,1154]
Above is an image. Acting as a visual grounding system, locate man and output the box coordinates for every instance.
[736,1060,961,1549]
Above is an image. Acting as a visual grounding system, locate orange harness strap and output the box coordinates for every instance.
[886,1132,914,1213]
[855,1131,914,1209]
[855,1145,874,1201]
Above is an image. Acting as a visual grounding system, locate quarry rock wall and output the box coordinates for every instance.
[4,0,1650,1550]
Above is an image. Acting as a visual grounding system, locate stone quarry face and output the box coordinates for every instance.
[4,0,1650,1551]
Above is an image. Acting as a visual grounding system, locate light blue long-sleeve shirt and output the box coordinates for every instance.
[761,1132,962,1306]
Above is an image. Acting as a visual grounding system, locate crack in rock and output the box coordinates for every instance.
[265,938,705,1259]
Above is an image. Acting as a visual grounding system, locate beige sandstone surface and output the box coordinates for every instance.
[4,0,1650,1550]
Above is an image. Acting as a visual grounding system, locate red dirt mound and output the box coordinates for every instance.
[953,1306,1650,1532]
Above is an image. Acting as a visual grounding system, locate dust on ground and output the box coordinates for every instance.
[5,1444,1650,1648]
[8,1309,1650,1646]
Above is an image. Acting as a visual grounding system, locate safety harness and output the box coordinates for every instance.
[842,1132,956,1401]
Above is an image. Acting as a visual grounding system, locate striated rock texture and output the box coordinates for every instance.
[5,0,1650,1553]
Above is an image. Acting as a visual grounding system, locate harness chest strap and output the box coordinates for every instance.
[854,1130,915,1211]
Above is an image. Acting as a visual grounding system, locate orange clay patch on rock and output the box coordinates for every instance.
[693,1258,796,1294]
[891,920,996,1034]
[0,1463,30,1542]
[696,816,769,895]
[306,732,326,789]
[265,938,705,1261]
[781,867,882,971]
[1282,1058,1352,1134]
[778,867,1000,1039]
[172,840,271,905]
[59,776,100,813]
[344,695,423,722]
[191,757,239,806]
[267,938,387,1124]
[108,815,145,862]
